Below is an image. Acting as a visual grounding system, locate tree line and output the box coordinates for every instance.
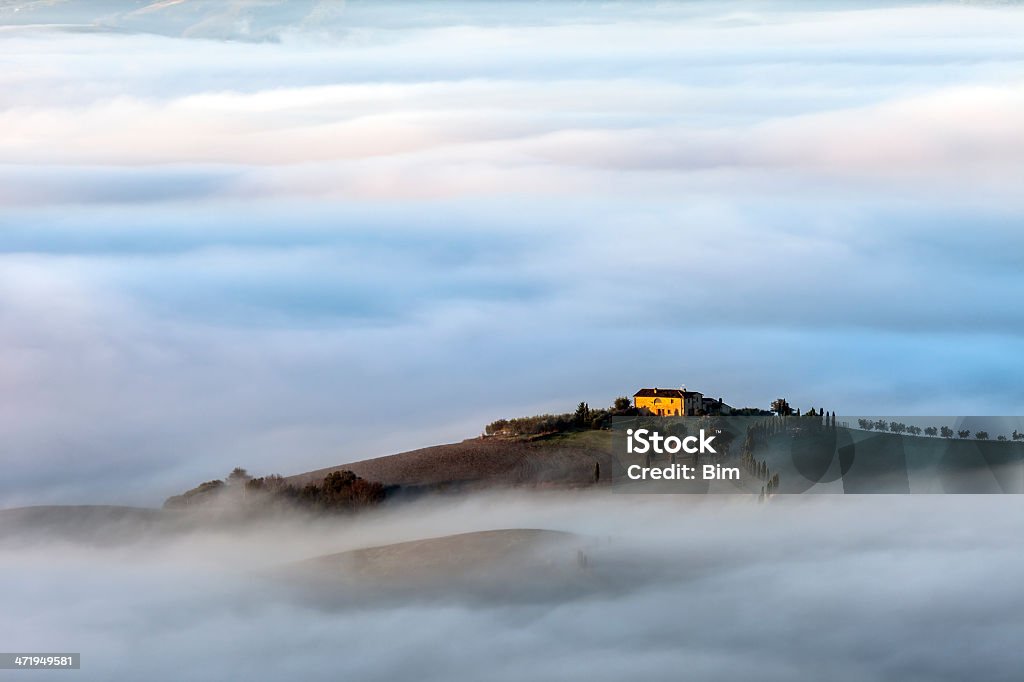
[164,467,386,513]
[855,420,1024,442]
[485,397,636,436]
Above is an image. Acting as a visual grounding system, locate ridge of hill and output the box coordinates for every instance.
[0,505,181,545]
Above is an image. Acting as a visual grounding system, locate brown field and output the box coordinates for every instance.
[285,430,612,493]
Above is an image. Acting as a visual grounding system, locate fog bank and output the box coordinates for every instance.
[2,493,1023,681]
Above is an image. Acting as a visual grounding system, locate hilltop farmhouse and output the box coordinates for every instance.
[633,388,732,417]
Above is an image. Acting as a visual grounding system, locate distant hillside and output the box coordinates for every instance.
[291,529,576,582]
[0,505,180,545]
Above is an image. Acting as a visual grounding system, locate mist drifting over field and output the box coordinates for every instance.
[3,494,1024,681]
[3,3,1023,679]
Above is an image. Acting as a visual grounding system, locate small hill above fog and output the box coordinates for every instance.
[294,529,575,581]
[280,528,596,602]
[159,430,608,513]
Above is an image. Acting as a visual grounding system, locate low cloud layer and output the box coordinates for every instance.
[1,1,1023,506]
[2,494,1024,681]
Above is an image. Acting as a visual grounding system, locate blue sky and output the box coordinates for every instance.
[1,1,1023,505]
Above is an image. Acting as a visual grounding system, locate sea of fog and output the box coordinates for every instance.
[2,493,1023,681]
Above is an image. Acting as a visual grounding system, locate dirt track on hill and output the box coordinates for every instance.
[285,435,610,492]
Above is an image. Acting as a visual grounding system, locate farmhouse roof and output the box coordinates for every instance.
[633,388,702,398]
